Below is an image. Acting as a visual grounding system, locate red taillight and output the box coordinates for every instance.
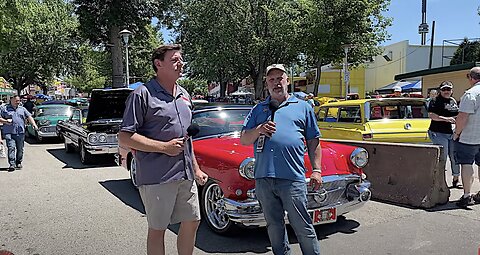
[362,134,373,140]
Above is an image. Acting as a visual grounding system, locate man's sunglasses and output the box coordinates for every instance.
[440,88,452,91]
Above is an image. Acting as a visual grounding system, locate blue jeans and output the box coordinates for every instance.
[255,178,320,255]
[5,133,25,167]
[428,130,460,176]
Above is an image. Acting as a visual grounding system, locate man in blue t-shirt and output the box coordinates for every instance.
[0,95,38,171]
[240,64,322,255]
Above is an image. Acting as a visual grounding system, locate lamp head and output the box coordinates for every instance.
[119,29,132,45]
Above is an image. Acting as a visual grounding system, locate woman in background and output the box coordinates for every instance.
[427,81,460,188]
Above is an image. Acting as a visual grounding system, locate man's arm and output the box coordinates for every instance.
[27,116,38,130]
[453,112,469,140]
[306,137,323,190]
[118,131,185,157]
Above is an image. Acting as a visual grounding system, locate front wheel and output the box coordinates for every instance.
[129,155,138,188]
[80,142,93,164]
[201,181,236,235]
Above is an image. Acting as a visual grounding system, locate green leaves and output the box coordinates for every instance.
[0,0,79,92]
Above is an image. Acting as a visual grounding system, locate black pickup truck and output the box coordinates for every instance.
[57,88,132,164]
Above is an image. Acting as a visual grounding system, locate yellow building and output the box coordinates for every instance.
[295,65,366,99]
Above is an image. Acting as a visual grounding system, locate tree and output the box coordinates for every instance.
[65,45,110,93]
[177,78,208,96]
[299,0,391,96]
[0,0,79,93]
[173,0,301,98]
[450,38,480,65]
[73,0,173,88]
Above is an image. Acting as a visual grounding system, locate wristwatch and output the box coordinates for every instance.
[312,169,322,174]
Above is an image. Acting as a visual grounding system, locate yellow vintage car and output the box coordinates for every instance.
[316,98,431,143]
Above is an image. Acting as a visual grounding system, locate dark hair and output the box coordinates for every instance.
[151,44,182,72]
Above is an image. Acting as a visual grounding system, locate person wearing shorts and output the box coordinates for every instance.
[119,44,208,255]
[454,67,480,208]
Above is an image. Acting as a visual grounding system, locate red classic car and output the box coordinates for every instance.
[117,105,371,234]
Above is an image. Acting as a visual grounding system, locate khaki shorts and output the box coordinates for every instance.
[139,179,201,230]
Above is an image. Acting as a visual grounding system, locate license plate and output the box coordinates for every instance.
[310,208,336,224]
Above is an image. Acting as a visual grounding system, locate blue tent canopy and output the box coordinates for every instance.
[401,81,422,92]
[129,82,144,90]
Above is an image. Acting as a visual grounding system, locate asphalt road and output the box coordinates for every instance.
[0,140,479,255]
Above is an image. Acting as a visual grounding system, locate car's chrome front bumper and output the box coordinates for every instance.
[37,126,59,138]
[223,175,371,227]
[85,144,118,155]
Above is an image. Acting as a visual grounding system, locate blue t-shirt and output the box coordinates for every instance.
[242,95,321,181]
[1,104,31,135]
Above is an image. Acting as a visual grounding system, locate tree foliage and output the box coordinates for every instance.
[169,0,390,98]
[73,0,173,87]
[174,0,301,97]
[299,0,391,96]
[177,78,208,96]
[450,39,480,65]
[0,0,79,93]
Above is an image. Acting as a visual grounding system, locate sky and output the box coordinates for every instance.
[157,0,480,46]
[384,0,480,46]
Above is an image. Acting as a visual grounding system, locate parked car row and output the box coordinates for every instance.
[117,104,372,235]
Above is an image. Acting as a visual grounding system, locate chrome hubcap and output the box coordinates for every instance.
[130,157,137,187]
[204,183,229,230]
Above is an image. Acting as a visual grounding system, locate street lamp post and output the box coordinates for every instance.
[119,29,132,88]
[342,44,352,99]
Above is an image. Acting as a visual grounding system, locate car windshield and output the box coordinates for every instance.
[192,108,251,138]
[37,107,72,117]
[368,100,428,120]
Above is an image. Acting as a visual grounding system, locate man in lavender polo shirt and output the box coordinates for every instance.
[118,44,208,255]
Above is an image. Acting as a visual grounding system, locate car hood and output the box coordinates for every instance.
[34,116,70,124]
[86,88,133,123]
[193,135,357,176]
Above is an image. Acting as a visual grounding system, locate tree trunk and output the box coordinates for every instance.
[254,73,264,100]
[313,59,322,96]
[110,26,125,88]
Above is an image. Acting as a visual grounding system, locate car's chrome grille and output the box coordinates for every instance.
[40,126,56,133]
[306,179,353,209]
[106,134,117,143]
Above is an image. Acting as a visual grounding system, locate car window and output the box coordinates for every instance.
[37,107,72,117]
[338,106,361,123]
[368,101,428,120]
[192,108,251,138]
[71,110,81,122]
[317,108,327,121]
[325,107,339,122]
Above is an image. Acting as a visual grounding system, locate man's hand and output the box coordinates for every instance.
[444,117,456,123]
[195,169,209,186]
[5,119,12,125]
[258,121,276,137]
[161,138,185,156]
[310,172,323,191]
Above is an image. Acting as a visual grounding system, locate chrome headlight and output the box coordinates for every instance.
[239,158,255,180]
[350,148,369,168]
[88,134,99,144]
[98,134,107,143]
[38,119,51,126]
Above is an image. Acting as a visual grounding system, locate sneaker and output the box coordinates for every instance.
[472,192,480,204]
[15,164,22,169]
[452,179,462,189]
[456,195,474,208]
[7,166,15,172]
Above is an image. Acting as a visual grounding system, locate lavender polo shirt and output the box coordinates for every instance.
[120,78,194,186]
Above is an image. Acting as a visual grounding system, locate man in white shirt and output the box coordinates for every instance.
[454,67,480,208]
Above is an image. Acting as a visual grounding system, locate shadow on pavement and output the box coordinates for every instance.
[100,179,361,253]
[25,136,62,145]
[47,148,117,169]
[99,179,145,214]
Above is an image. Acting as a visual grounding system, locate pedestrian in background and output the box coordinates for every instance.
[118,44,208,255]
[454,67,480,208]
[427,81,460,188]
[240,64,322,255]
[0,95,38,171]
